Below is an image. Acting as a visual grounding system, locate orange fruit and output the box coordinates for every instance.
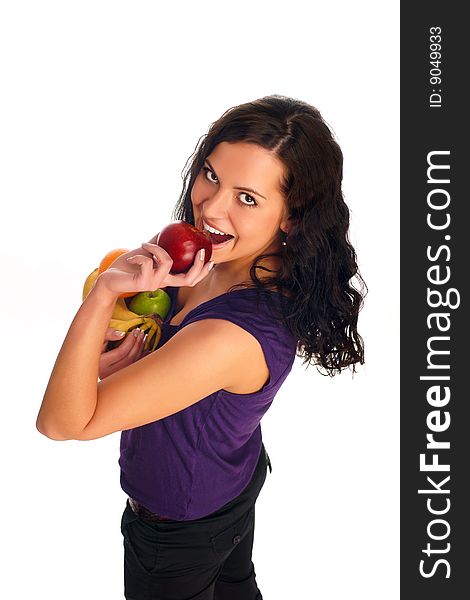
[98,248,136,299]
[98,248,129,273]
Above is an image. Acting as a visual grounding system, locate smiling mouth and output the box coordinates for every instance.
[208,232,234,245]
[209,233,234,248]
[198,216,234,244]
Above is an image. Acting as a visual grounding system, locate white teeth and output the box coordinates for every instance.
[203,221,231,236]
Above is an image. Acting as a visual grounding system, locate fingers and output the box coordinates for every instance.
[139,242,215,288]
[102,328,126,354]
[99,328,150,379]
[128,244,173,287]
[100,328,148,377]
[141,242,173,265]
[126,329,147,362]
[109,328,146,361]
[124,254,162,292]
[191,251,215,285]
[176,249,214,287]
[103,327,127,343]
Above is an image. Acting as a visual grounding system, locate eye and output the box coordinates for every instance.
[202,167,218,183]
[202,166,258,208]
[239,192,258,208]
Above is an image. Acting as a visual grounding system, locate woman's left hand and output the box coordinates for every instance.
[99,327,150,380]
[96,242,214,298]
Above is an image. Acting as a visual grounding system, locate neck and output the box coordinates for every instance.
[202,254,281,294]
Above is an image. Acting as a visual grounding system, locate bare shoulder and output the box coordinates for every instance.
[204,319,270,394]
[168,318,269,394]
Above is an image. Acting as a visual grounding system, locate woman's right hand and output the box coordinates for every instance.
[99,232,161,278]
[99,327,151,380]
[97,233,161,379]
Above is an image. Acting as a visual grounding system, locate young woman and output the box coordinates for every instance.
[37,94,366,600]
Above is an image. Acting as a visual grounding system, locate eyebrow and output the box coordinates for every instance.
[205,159,267,200]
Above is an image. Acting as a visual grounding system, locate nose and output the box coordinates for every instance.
[201,186,232,222]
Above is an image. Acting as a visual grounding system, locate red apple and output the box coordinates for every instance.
[157,220,212,274]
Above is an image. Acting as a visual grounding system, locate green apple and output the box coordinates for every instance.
[128,288,171,320]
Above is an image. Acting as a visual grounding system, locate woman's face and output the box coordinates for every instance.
[191,141,290,275]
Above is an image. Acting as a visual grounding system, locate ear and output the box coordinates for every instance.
[280,213,293,235]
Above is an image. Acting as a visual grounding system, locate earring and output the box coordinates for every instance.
[281,230,288,247]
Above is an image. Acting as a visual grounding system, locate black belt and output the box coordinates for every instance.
[128,497,174,522]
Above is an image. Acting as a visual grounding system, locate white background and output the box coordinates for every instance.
[0,1,399,598]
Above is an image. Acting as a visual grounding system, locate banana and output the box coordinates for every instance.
[112,297,142,321]
[82,267,162,352]
[110,297,162,351]
[109,317,162,351]
[82,268,100,301]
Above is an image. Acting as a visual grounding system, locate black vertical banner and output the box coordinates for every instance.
[401,3,468,598]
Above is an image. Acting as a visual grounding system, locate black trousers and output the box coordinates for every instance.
[120,444,272,600]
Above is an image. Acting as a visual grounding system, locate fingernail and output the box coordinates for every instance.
[200,248,205,261]
[134,328,141,337]
[208,261,215,270]
[115,330,125,337]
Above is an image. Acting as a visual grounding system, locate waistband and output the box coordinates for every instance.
[128,496,173,522]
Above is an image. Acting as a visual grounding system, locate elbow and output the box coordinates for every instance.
[36,419,71,441]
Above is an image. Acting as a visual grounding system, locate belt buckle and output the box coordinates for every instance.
[264,449,272,473]
[128,497,172,522]
[128,497,140,516]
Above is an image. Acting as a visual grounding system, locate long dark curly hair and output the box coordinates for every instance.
[171,94,367,377]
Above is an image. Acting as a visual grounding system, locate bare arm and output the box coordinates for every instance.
[36,232,161,439]
[36,236,212,440]
[36,283,119,440]
[75,318,269,441]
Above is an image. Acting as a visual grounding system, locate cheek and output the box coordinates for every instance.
[191,179,201,204]
[244,216,276,243]
[190,176,205,206]
[240,220,264,243]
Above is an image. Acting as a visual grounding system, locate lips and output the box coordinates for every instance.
[210,235,234,249]
[197,216,235,250]
[208,231,233,244]
[200,217,234,237]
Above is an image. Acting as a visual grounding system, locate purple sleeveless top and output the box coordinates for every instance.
[119,285,297,520]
